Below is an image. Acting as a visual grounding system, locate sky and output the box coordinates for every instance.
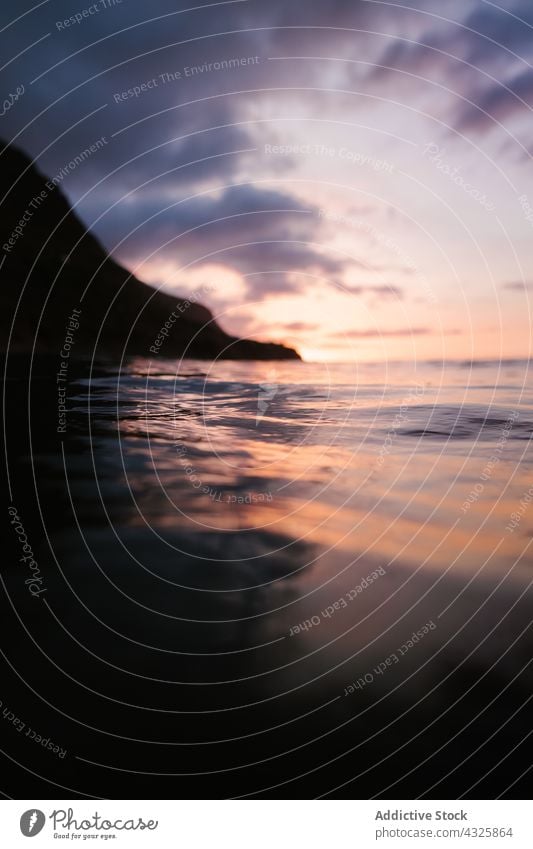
[1,0,532,362]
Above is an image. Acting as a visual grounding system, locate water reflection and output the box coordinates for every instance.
[3,355,533,797]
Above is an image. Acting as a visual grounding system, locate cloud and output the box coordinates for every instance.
[462,3,533,59]
[1,0,531,316]
[83,182,348,295]
[368,29,455,83]
[332,327,430,338]
[502,280,533,291]
[0,0,405,301]
[367,1,533,135]
[453,67,533,133]
[340,283,404,298]
[281,321,320,331]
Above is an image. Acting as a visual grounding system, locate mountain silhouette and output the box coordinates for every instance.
[0,141,300,361]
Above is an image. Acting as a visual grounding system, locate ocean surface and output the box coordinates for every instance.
[3,356,533,798]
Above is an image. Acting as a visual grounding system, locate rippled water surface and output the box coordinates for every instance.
[4,357,533,798]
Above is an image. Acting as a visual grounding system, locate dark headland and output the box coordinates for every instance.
[0,141,300,361]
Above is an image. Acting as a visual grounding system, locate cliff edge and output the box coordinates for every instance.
[0,142,300,361]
